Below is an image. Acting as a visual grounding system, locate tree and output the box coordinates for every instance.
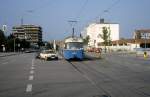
[99,27,111,53]
[83,35,90,45]
[0,30,6,51]
[46,42,53,49]
[20,39,30,49]
[37,41,43,48]
[0,30,6,41]
[6,34,30,52]
[6,38,14,52]
[7,33,14,39]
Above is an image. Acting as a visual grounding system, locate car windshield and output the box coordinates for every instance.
[43,50,55,54]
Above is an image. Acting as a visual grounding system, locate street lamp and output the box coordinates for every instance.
[2,25,7,36]
[18,43,20,52]
[14,37,16,52]
[144,33,147,49]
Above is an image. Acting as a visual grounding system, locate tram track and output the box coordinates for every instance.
[66,59,149,97]
[77,61,129,97]
[67,60,112,97]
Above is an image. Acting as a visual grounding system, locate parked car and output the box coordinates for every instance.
[40,50,58,60]
[94,48,102,53]
[86,47,95,52]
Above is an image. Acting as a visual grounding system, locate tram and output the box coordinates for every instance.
[63,36,84,60]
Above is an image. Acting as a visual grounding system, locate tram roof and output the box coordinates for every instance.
[65,36,83,43]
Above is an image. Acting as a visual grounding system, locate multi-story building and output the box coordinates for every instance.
[84,20,119,48]
[134,29,150,39]
[133,29,150,48]
[12,25,42,45]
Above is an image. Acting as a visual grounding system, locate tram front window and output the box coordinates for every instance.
[67,42,83,49]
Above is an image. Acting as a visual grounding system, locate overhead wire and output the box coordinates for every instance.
[75,0,89,21]
[93,0,121,23]
[78,0,121,38]
[73,0,89,36]
[81,0,121,27]
[25,0,55,13]
[106,0,121,12]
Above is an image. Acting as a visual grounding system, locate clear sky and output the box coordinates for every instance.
[0,0,150,41]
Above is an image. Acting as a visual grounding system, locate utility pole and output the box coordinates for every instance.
[68,20,77,37]
[53,40,56,51]
[144,33,147,58]
[144,33,147,49]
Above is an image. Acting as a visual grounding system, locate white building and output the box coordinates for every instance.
[84,22,119,48]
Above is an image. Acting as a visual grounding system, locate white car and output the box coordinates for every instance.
[40,50,58,60]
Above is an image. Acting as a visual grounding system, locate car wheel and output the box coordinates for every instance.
[55,57,58,60]
[40,56,43,60]
[45,57,48,61]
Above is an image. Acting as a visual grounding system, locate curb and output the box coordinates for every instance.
[0,53,18,57]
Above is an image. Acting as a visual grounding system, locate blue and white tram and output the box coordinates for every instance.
[63,36,84,60]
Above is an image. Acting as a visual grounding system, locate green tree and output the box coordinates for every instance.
[0,30,6,41]
[6,34,30,52]
[83,35,90,45]
[99,27,111,53]
[37,41,43,48]
[6,38,14,51]
[0,30,6,51]
[46,42,53,49]
[20,39,30,49]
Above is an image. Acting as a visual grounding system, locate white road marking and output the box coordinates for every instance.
[29,75,34,80]
[25,58,35,92]
[31,66,35,70]
[31,58,35,66]
[26,84,32,92]
[30,70,34,74]
[2,62,8,65]
[32,59,34,65]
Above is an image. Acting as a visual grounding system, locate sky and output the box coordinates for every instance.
[0,0,150,41]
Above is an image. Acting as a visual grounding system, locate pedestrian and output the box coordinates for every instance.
[144,51,147,58]
[21,48,24,53]
[3,46,5,52]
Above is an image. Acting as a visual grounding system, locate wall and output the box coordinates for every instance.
[86,23,119,48]
[100,43,140,52]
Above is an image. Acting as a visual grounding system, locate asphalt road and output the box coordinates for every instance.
[0,52,150,97]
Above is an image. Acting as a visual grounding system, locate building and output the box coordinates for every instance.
[12,25,42,45]
[84,20,119,48]
[134,29,150,39]
[101,29,150,52]
[133,29,150,48]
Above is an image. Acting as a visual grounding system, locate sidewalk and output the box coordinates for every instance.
[0,52,18,57]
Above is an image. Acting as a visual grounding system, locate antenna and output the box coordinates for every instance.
[68,20,77,37]
[21,17,23,25]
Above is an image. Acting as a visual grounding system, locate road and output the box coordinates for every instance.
[0,52,150,97]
